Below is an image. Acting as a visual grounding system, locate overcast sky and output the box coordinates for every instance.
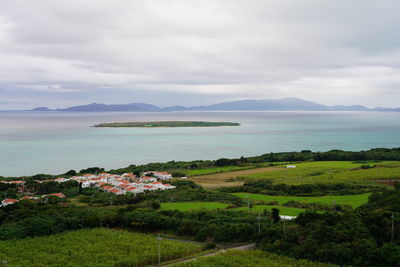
[0,0,399,109]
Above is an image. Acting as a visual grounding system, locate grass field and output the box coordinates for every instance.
[238,161,400,185]
[232,192,370,208]
[189,166,283,189]
[161,202,229,211]
[0,228,202,267]
[233,205,306,216]
[173,249,337,267]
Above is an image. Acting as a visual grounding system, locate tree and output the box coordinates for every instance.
[271,208,280,223]
[65,170,77,176]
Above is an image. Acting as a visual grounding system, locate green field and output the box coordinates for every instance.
[239,161,400,185]
[0,228,202,267]
[233,205,306,216]
[161,202,229,211]
[232,192,370,208]
[173,249,337,267]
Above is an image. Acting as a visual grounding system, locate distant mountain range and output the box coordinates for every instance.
[30,97,400,112]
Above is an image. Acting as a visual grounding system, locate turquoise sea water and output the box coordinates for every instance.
[1,111,400,177]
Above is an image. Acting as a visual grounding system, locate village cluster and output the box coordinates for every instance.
[0,171,176,207]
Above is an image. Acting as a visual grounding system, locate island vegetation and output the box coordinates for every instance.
[94,121,240,127]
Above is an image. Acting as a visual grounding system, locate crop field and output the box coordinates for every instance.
[0,228,202,267]
[238,161,400,185]
[173,249,337,267]
[161,202,229,211]
[189,166,283,189]
[232,192,370,208]
[233,204,306,216]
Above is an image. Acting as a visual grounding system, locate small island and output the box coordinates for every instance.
[94,121,240,128]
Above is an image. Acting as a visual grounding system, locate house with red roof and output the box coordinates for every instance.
[101,185,113,191]
[122,173,137,178]
[117,184,130,190]
[1,198,19,207]
[20,196,36,200]
[126,186,143,194]
[42,193,65,198]
[143,185,157,191]
[109,188,124,195]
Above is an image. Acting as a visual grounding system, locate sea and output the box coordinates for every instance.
[1,111,400,177]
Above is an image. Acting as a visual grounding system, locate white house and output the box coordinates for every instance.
[126,186,143,194]
[140,176,157,183]
[81,181,92,188]
[286,165,297,169]
[152,172,172,180]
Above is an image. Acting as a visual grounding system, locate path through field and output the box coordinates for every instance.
[164,243,256,266]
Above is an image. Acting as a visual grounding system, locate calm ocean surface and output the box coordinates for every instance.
[1,111,400,177]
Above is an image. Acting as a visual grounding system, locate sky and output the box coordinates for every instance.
[0,0,399,109]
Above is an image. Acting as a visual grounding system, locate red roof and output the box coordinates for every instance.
[143,185,153,189]
[3,198,19,203]
[117,180,129,184]
[20,196,34,200]
[46,193,65,198]
[109,189,121,193]
[102,185,113,190]
[118,184,130,188]
[126,187,137,191]
[141,176,155,179]
[152,182,162,184]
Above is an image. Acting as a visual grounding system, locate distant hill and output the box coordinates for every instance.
[31,107,52,111]
[182,98,369,111]
[58,103,161,112]
[29,97,398,112]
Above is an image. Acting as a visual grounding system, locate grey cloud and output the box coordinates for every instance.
[0,0,399,109]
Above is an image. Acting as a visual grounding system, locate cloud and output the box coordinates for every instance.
[0,0,399,108]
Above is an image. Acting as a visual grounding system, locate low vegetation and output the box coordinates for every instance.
[232,192,370,208]
[174,249,338,267]
[161,202,229,211]
[0,228,202,266]
[233,205,306,216]
[239,161,400,185]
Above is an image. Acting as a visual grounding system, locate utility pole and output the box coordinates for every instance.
[257,213,261,237]
[333,200,336,212]
[283,217,286,239]
[391,213,395,242]
[157,234,161,267]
